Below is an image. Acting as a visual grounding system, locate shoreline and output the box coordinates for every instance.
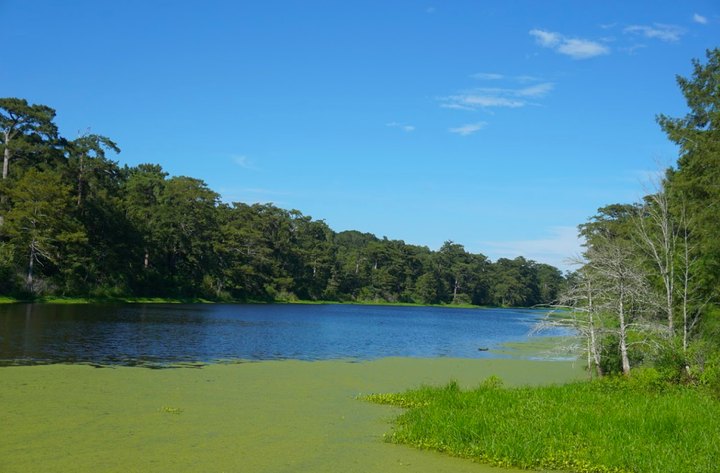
[0,295,549,311]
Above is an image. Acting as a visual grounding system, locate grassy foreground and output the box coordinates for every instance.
[0,358,583,473]
[366,374,720,473]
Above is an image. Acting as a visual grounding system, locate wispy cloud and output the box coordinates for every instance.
[442,95,524,110]
[693,13,708,25]
[624,23,684,42]
[471,72,504,80]
[530,29,609,59]
[478,226,584,272]
[516,82,554,97]
[449,122,487,136]
[232,155,258,170]
[386,122,415,132]
[530,29,562,48]
[440,82,554,111]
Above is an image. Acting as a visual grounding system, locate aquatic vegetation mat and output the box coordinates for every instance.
[0,358,582,473]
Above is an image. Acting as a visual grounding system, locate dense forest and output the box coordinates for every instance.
[555,49,720,382]
[0,101,564,305]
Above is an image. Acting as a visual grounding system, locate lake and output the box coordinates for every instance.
[0,303,571,367]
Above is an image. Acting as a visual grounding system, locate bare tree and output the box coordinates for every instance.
[587,235,654,375]
[540,260,607,378]
[635,185,677,335]
[676,205,708,354]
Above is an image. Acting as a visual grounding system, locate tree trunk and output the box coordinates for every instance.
[0,134,9,226]
[77,155,84,207]
[27,241,36,291]
[618,286,631,375]
[2,135,10,180]
[588,312,603,377]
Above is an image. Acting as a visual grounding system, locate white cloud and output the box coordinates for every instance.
[444,94,525,109]
[478,226,584,272]
[386,122,415,132]
[516,82,554,97]
[624,24,684,42]
[530,29,609,59]
[232,155,257,170]
[440,82,553,110]
[515,75,542,83]
[620,43,648,55]
[529,29,561,47]
[557,38,611,59]
[471,72,504,80]
[693,13,708,25]
[449,122,487,136]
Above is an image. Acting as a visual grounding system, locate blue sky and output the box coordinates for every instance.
[2,1,718,270]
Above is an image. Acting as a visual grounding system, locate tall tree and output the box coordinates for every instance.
[68,133,120,208]
[0,98,59,227]
[4,169,85,292]
[154,176,219,294]
[659,48,720,299]
[0,98,59,180]
[436,241,473,304]
[124,164,167,274]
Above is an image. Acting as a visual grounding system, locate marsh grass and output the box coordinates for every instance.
[366,373,720,473]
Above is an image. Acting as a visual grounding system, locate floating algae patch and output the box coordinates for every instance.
[0,358,583,473]
[491,336,582,361]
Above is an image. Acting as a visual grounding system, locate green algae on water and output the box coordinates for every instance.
[0,358,582,473]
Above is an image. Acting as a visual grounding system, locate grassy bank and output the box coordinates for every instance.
[0,294,508,309]
[0,295,216,304]
[0,358,583,473]
[366,373,720,473]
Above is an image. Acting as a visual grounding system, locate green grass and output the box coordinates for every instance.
[0,294,493,308]
[366,374,720,473]
[280,298,488,309]
[0,295,215,304]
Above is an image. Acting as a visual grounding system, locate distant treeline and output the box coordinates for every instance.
[0,98,565,305]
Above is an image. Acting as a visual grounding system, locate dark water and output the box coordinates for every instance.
[0,303,570,367]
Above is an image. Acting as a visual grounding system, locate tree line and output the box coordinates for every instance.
[0,100,565,305]
[554,49,720,386]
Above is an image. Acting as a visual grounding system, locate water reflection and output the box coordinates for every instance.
[0,304,572,367]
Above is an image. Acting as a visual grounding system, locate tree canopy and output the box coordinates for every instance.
[0,97,564,306]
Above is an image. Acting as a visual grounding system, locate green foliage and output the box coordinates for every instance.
[659,50,720,299]
[564,50,720,378]
[0,242,19,293]
[0,96,564,304]
[367,378,720,473]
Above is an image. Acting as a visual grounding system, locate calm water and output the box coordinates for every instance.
[0,304,570,367]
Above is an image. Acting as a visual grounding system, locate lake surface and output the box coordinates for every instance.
[0,304,571,366]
